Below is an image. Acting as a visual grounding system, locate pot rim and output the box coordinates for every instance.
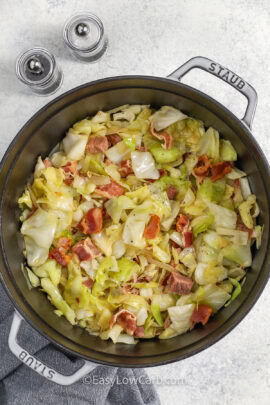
[1,74,270,367]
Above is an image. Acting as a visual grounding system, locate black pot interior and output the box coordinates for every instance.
[0,77,269,367]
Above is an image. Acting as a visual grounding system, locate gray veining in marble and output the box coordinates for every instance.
[0,1,270,404]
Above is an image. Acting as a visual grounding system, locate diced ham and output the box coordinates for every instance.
[193,155,211,178]
[176,214,190,233]
[82,278,94,289]
[43,158,52,168]
[95,180,125,199]
[211,161,232,182]
[62,161,78,185]
[191,305,213,326]
[119,159,133,177]
[167,271,194,295]
[143,214,160,239]
[72,237,101,261]
[183,231,193,247]
[150,122,173,150]
[49,249,71,267]
[110,309,137,336]
[86,135,109,154]
[134,326,144,337]
[79,207,103,234]
[167,186,177,200]
[106,133,122,146]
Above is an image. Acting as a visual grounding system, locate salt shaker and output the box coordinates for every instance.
[15,47,63,95]
[63,12,108,62]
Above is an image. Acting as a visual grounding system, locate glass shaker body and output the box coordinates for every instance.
[63,12,108,62]
[16,47,63,96]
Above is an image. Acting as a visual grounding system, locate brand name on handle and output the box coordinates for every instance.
[19,350,56,380]
[208,62,245,89]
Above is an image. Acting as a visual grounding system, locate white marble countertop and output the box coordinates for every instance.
[0,0,269,404]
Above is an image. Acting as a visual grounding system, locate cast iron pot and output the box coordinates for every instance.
[0,56,269,385]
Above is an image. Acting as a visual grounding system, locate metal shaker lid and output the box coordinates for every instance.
[63,12,104,53]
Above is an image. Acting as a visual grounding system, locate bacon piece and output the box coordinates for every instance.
[134,326,144,338]
[143,214,160,239]
[110,309,137,336]
[43,158,52,168]
[79,207,103,234]
[167,186,177,200]
[135,145,148,152]
[158,169,166,177]
[176,214,190,233]
[150,122,173,150]
[193,155,211,177]
[49,249,71,267]
[211,161,232,182]
[164,316,172,329]
[62,161,78,185]
[26,206,37,219]
[191,305,213,326]
[82,278,94,289]
[183,231,193,247]
[56,236,72,253]
[119,159,133,177]
[95,180,125,199]
[72,237,101,261]
[167,271,194,295]
[236,221,253,238]
[86,135,109,154]
[106,133,122,146]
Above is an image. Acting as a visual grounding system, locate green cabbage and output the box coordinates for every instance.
[151,303,163,326]
[238,195,256,229]
[191,214,214,237]
[219,139,237,161]
[199,178,226,203]
[224,278,241,307]
[198,127,220,161]
[150,143,182,164]
[222,243,252,267]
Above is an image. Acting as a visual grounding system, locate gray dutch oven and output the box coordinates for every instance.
[0,56,269,385]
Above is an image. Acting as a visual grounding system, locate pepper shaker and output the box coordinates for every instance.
[63,12,108,62]
[15,47,63,95]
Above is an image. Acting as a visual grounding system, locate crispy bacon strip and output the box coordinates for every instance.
[43,158,52,168]
[176,214,190,233]
[119,159,133,178]
[86,135,109,154]
[167,186,177,200]
[62,161,78,185]
[193,154,211,178]
[82,277,94,289]
[211,161,232,182]
[110,309,137,336]
[191,305,213,326]
[106,133,122,146]
[183,231,193,247]
[150,122,173,150]
[48,236,72,267]
[79,207,103,234]
[72,237,101,261]
[95,180,125,199]
[143,214,160,239]
[49,249,71,267]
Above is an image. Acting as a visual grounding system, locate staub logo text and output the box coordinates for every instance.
[19,350,55,380]
[208,62,245,89]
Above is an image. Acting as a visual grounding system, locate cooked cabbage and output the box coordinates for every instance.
[18,103,262,344]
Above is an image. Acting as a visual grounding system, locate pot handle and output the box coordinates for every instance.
[167,56,257,129]
[8,311,97,385]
